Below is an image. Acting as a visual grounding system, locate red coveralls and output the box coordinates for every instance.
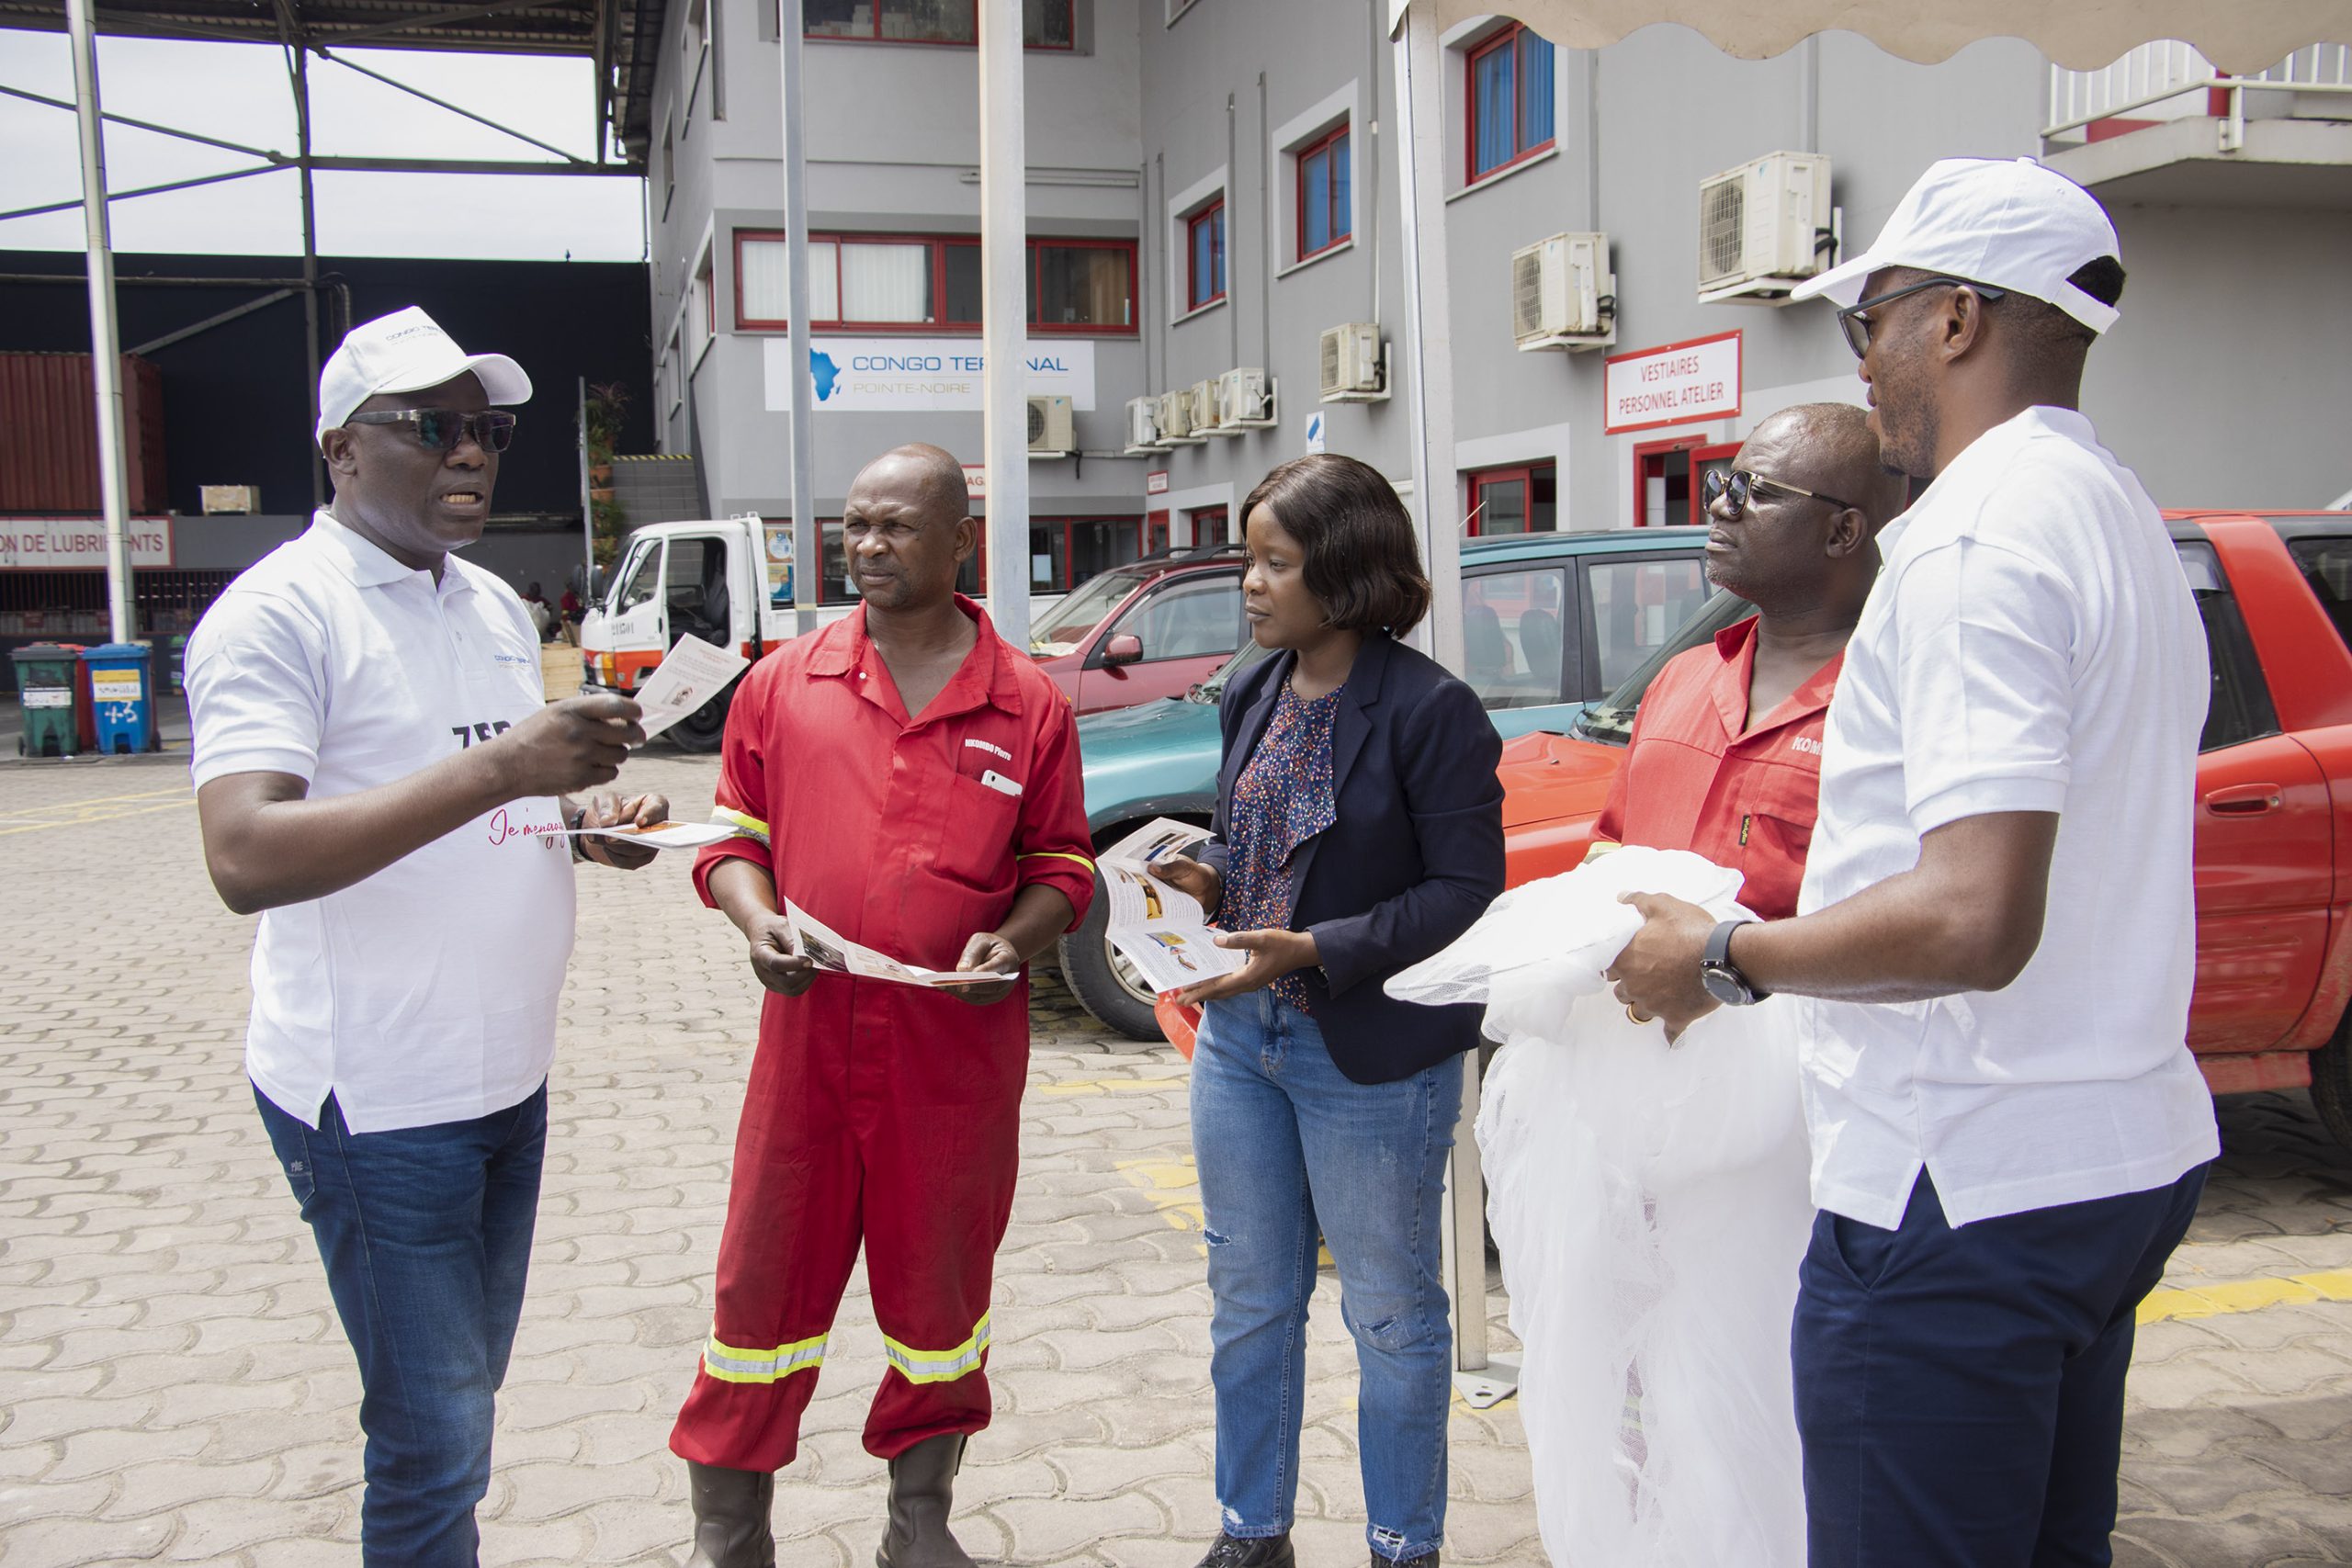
[672,599,1096,1472]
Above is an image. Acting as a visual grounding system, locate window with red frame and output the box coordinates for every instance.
[804,0,1072,50]
[1467,22,1555,181]
[1296,125,1351,260]
[1466,463,1557,536]
[735,231,1135,333]
[1186,201,1227,311]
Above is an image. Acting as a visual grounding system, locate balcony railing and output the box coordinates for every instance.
[2045,42,2352,152]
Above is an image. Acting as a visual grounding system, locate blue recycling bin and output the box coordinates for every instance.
[79,642,159,755]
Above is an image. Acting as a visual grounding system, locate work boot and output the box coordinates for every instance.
[682,1461,775,1568]
[876,1433,978,1568]
[1193,1534,1295,1568]
[1374,1554,1437,1568]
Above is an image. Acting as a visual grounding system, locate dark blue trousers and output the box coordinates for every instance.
[1793,1164,2208,1568]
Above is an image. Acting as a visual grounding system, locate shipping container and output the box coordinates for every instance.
[0,353,168,514]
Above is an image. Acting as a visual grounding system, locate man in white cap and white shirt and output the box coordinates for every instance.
[186,307,669,1566]
[1610,158,2215,1562]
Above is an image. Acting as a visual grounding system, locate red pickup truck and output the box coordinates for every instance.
[1496,512,2352,1143]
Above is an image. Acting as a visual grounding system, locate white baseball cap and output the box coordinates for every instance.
[316,306,532,444]
[1792,157,2121,333]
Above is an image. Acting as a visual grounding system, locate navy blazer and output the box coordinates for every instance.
[1199,635,1505,1084]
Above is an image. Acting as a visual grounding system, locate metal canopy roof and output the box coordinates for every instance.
[0,0,670,168]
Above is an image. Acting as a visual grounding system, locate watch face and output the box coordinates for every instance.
[1700,963,1750,1008]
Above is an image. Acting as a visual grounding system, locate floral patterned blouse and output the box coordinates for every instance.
[1221,678,1345,1012]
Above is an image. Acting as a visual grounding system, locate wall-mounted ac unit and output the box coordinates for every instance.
[1026,395,1073,457]
[1157,388,1204,444]
[1319,324,1389,401]
[1190,378,1223,434]
[1211,367,1276,432]
[1696,152,1833,305]
[1124,395,1167,454]
[1511,232,1615,351]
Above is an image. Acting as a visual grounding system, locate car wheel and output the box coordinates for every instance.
[1057,873,1165,1042]
[2308,1011,2352,1151]
[667,687,732,754]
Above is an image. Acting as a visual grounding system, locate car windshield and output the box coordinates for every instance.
[1573,589,1752,744]
[1186,638,1274,704]
[1029,570,1150,655]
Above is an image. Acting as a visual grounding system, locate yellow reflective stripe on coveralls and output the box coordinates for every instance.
[1018,851,1095,874]
[880,1312,991,1384]
[700,1332,827,1383]
[710,805,770,847]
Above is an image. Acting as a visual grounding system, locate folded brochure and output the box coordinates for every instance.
[633,637,752,741]
[555,819,742,851]
[783,898,1007,988]
[1096,818,1247,994]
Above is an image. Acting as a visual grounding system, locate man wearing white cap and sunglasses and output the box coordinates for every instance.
[1611,159,2215,1562]
[186,307,668,1565]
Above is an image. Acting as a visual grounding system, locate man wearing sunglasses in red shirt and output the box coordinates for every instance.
[1592,403,1907,922]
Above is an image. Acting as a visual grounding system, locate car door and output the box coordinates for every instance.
[2177,536,2334,1055]
[1577,550,1715,699]
[1459,561,1581,738]
[1079,569,1244,712]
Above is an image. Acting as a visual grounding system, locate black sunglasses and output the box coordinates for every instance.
[1703,468,1858,516]
[1834,276,2007,359]
[344,409,518,453]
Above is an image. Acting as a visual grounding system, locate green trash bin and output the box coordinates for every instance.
[12,643,82,758]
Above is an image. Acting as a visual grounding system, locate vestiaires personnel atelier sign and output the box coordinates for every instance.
[762,338,1097,413]
[1603,332,1743,435]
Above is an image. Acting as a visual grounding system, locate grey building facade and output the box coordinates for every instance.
[640,1,2351,604]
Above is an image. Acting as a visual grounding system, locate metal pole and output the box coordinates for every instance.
[67,0,134,646]
[978,0,1029,647]
[289,41,325,511]
[779,0,818,635]
[577,376,594,592]
[1395,1,1512,1405]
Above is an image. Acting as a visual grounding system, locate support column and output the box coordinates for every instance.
[778,0,819,634]
[1395,1,1514,1406]
[291,43,324,511]
[978,0,1029,647]
[66,0,134,645]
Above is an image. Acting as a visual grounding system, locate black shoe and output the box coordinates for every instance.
[1375,1556,1437,1568]
[1193,1533,1295,1568]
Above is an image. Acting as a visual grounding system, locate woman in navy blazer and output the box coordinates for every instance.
[1152,455,1504,1568]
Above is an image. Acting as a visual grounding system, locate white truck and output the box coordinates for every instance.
[577,515,806,752]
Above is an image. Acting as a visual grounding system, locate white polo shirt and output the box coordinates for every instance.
[1794,407,2219,1230]
[187,511,576,1134]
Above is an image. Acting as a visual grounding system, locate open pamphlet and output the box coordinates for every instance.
[633,637,752,740]
[1097,818,1248,994]
[783,899,1008,989]
[555,819,743,851]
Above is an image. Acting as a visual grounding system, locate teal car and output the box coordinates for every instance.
[1058,525,1713,1037]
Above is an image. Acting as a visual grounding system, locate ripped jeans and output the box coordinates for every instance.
[1191,992,1463,1562]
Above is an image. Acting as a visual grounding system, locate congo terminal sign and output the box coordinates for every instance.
[1603,331,1743,436]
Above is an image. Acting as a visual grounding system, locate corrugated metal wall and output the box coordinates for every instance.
[0,353,168,513]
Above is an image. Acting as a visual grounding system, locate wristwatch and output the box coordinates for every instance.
[1699,919,1768,1007]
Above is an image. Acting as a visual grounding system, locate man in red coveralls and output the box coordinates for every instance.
[1593,404,1906,922]
[673,444,1095,1568]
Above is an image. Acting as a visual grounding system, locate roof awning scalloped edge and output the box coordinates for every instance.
[1386,0,2352,76]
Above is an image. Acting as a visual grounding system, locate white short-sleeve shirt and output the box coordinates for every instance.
[187,511,576,1134]
[1794,407,2220,1229]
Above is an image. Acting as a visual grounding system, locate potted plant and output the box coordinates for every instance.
[583,381,630,498]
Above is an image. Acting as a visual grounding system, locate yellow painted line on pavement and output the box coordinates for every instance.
[1040,1076,1188,1097]
[0,797,196,836]
[2139,1268,2352,1325]
[1115,1156,1204,1232]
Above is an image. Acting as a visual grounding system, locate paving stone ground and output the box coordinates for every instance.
[2,748,2348,1566]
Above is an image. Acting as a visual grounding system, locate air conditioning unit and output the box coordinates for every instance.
[1026,395,1073,457]
[1157,388,1204,444]
[1213,367,1275,432]
[1511,232,1615,350]
[1696,152,1833,304]
[1124,395,1167,454]
[1191,378,1223,434]
[1319,324,1388,402]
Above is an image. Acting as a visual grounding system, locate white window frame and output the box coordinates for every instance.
[1166,165,1229,324]
[1270,80,1360,279]
[1442,12,1568,201]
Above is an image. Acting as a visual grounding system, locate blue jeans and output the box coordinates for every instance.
[1191,993,1464,1562]
[256,1083,548,1568]
[1795,1165,2209,1568]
